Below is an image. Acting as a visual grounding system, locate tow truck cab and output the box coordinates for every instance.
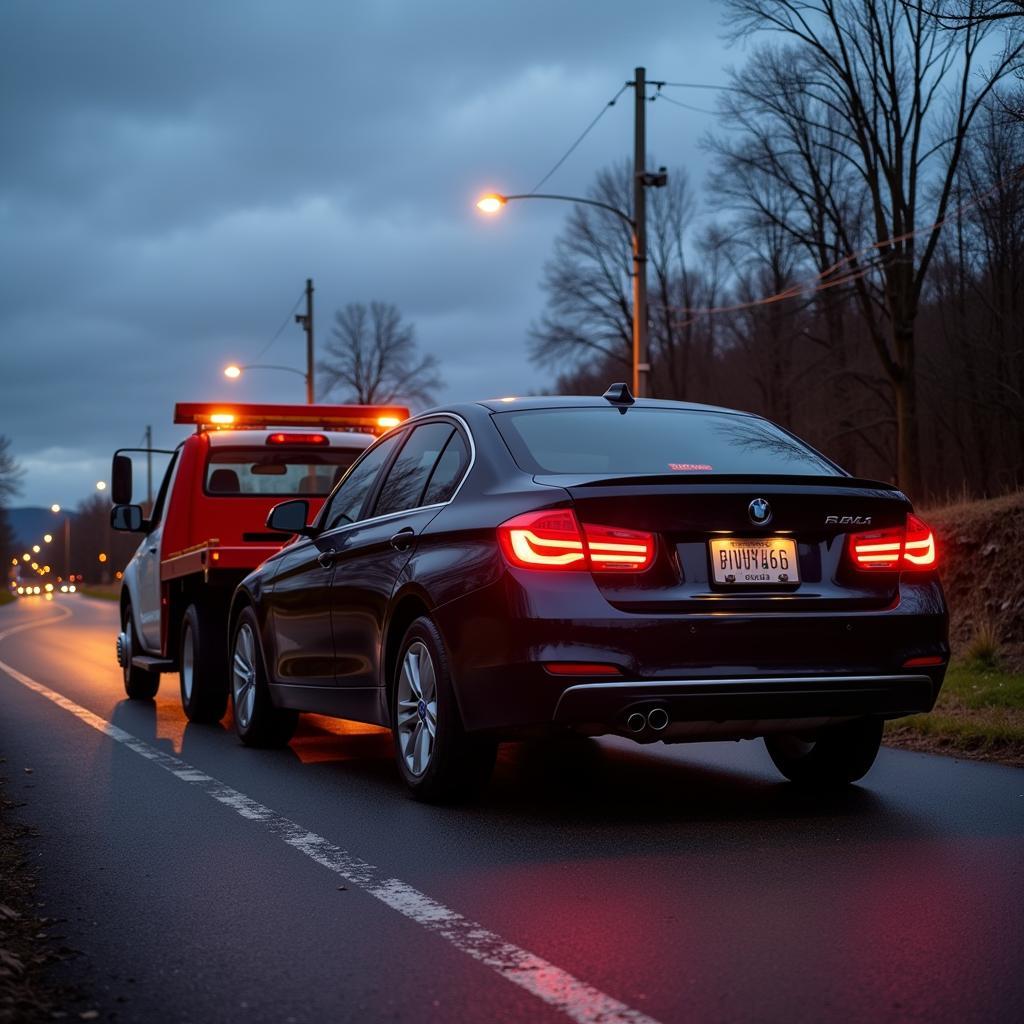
[111,402,408,721]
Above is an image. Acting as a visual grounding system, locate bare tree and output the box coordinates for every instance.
[318,302,440,407]
[0,435,23,508]
[722,0,1023,494]
[529,160,717,397]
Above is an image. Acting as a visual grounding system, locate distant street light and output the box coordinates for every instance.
[223,362,311,400]
[32,544,40,553]
[50,503,61,513]
[96,480,107,491]
[43,533,53,543]
[98,552,108,563]
[475,189,650,396]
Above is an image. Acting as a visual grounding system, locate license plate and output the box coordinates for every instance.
[709,537,799,585]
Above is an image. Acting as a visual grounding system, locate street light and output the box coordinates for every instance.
[96,480,107,491]
[476,190,651,397]
[50,504,61,513]
[223,363,311,400]
[43,534,52,544]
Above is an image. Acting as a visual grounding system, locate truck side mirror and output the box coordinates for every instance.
[267,499,316,537]
[112,454,133,505]
[111,504,146,533]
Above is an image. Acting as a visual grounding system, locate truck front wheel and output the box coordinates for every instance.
[179,603,229,723]
[121,602,159,700]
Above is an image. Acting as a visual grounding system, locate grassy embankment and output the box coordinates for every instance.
[883,491,1024,767]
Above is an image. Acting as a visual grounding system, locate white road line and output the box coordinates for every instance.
[0,603,663,1024]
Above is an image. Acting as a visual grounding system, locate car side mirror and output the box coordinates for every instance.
[267,499,316,537]
[111,504,146,533]
[111,454,133,505]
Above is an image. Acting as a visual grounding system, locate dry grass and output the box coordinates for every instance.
[885,660,1024,767]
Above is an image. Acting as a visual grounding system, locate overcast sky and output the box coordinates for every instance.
[1,0,737,508]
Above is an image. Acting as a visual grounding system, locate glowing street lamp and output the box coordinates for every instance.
[96,480,107,491]
[43,533,53,543]
[32,544,40,554]
[476,193,506,214]
[50,504,61,513]
[222,363,310,400]
[474,188,650,397]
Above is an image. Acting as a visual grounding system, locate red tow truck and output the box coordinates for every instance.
[110,402,408,721]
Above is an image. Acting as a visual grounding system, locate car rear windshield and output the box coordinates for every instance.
[492,407,841,477]
[205,448,363,497]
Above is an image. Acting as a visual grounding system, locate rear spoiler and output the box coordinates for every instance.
[538,472,906,493]
[174,402,410,434]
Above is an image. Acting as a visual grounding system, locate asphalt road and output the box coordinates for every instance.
[1,595,1022,1024]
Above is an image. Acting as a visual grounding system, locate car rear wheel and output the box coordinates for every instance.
[121,601,159,700]
[765,717,883,788]
[392,616,496,803]
[230,607,298,748]
[179,602,228,724]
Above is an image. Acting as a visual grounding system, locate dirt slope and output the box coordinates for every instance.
[924,491,1024,667]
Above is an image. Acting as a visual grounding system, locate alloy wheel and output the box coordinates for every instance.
[396,641,437,776]
[232,623,257,729]
[182,623,195,700]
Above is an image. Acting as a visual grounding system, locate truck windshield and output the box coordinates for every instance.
[204,448,362,497]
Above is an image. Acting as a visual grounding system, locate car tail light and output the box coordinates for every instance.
[848,514,937,572]
[497,509,586,569]
[903,514,936,567]
[582,523,655,572]
[497,509,655,573]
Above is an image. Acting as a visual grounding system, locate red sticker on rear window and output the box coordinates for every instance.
[669,463,712,472]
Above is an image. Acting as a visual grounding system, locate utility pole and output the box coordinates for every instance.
[632,66,649,399]
[144,425,153,511]
[295,277,315,403]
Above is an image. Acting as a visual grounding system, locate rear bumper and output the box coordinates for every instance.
[432,568,948,736]
[553,673,938,725]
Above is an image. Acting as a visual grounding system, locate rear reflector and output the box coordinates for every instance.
[848,514,937,572]
[903,656,945,667]
[543,663,622,676]
[497,508,655,573]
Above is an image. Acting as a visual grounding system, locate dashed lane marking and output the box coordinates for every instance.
[0,602,663,1024]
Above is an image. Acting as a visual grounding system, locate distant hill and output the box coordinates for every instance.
[5,507,78,550]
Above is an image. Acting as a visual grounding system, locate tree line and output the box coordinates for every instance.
[531,0,1024,502]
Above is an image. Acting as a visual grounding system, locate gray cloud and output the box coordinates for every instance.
[1,0,732,506]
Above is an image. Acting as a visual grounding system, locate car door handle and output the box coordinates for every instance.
[389,528,416,551]
[317,548,338,568]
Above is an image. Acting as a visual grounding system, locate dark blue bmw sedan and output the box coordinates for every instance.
[228,386,948,801]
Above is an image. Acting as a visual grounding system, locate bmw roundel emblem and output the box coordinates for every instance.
[748,498,772,526]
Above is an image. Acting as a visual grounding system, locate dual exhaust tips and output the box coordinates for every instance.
[626,707,669,734]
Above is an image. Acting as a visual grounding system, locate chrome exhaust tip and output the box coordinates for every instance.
[625,712,646,734]
[647,707,669,731]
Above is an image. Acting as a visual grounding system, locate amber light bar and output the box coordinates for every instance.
[174,402,409,433]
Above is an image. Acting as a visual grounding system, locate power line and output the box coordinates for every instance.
[660,81,741,92]
[668,162,1024,325]
[528,83,630,195]
[252,289,306,361]
[652,93,718,116]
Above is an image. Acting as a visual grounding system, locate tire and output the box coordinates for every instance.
[121,601,160,700]
[765,717,884,788]
[391,616,496,803]
[179,602,229,724]
[230,607,298,748]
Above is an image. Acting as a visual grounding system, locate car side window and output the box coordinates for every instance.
[421,430,471,505]
[373,422,455,517]
[321,432,404,531]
